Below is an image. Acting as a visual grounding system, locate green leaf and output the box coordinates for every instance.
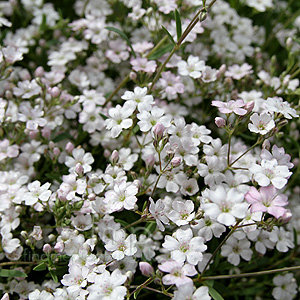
[134,289,141,299]
[53,132,74,143]
[0,269,27,278]
[100,113,108,120]
[105,26,136,58]
[49,270,58,283]
[161,26,176,46]
[33,262,47,271]
[174,9,182,42]
[148,43,174,60]
[208,286,225,300]
[293,37,300,45]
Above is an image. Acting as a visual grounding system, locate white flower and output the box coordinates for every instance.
[168,200,195,226]
[149,198,169,231]
[28,290,54,300]
[272,273,298,300]
[104,180,138,212]
[121,86,154,112]
[23,180,51,206]
[65,148,94,174]
[105,102,135,138]
[173,283,211,300]
[162,228,207,265]
[221,236,253,266]
[87,269,127,300]
[249,159,292,189]
[202,186,249,226]
[264,96,299,119]
[269,227,294,252]
[248,113,275,135]
[177,55,205,79]
[104,229,137,260]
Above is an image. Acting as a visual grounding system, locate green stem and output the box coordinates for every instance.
[130,278,154,297]
[201,220,241,275]
[0,261,39,266]
[146,36,168,58]
[201,265,300,281]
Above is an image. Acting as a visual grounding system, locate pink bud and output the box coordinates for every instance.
[1,293,10,300]
[262,139,271,150]
[111,150,119,164]
[41,127,51,139]
[53,147,60,157]
[29,130,38,139]
[278,209,292,225]
[54,241,64,253]
[244,101,255,113]
[43,244,52,254]
[34,66,44,77]
[139,262,155,277]
[171,156,181,167]
[65,142,74,153]
[129,71,137,80]
[145,155,155,170]
[215,117,226,128]
[50,87,60,98]
[104,149,110,158]
[75,163,84,176]
[88,193,96,201]
[153,123,165,141]
[217,64,226,78]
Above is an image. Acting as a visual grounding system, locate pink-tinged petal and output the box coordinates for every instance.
[245,186,261,204]
[159,260,181,273]
[272,195,288,207]
[162,274,176,285]
[250,203,267,213]
[267,206,286,219]
[211,100,224,108]
[218,107,233,114]
[259,185,277,199]
[233,107,247,115]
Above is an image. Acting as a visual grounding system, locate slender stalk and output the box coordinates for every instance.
[104,74,130,107]
[201,220,241,275]
[0,261,39,266]
[229,141,260,167]
[130,278,154,297]
[201,265,300,281]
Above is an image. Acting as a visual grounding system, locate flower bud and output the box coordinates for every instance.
[65,142,74,153]
[1,293,9,300]
[244,101,255,113]
[50,87,60,98]
[34,66,44,77]
[139,262,155,277]
[54,241,64,253]
[88,193,96,201]
[111,150,119,165]
[129,71,137,80]
[262,139,271,150]
[153,123,165,142]
[75,163,84,176]
[41,127,51,139]
[171,156,181,167]
[215,117,226,128]
[286,37,293,50]
[43,244,52,254]
[278,209,292,225]
[145,155,155,170]
[53,147,61,157]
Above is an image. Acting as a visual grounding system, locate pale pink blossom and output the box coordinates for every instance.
[245,185,288,218]
[212,99,247,115]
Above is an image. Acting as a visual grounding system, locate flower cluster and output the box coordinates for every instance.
[0,0,300,300]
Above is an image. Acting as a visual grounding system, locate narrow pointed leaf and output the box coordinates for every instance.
[0,269,27,278]
[174,9,182,41]
[208,286,225,300]
[33,262,47,271]
[161,26,176,45]
[148,43,174,60]
[105,26,136,57]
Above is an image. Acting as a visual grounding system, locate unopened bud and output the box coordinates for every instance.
[54,241,64,253]
[65,142,74,153]
[43,244,52,254]
[104,149,110,158]
[262,139,271,150]
[53,147,60,157]
[129,71,137,80]
[199,10,207,22]
[111,150,119,165]
[145,155,156,170]
[139,262,155,277]
[244,101,255,113]
[215,117,226,128]
[286,37,293,50]
[153,123,165,142]
[75,163,84,176]
[217,64,226,78]
[41,127,51,139]
[34,66,44,77]
[278,209,292,225]
[74,200,84,210]
[50,86,60,98]
[29,130,38,139]
[171,156,181,167]
[88,193,96,201]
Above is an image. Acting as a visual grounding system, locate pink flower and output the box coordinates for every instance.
[158,260,197,287]
[245,186,288,219]
[130,57,157,73]
[212,99,247,115]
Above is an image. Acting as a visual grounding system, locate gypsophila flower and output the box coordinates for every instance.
[248,113,275,135]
